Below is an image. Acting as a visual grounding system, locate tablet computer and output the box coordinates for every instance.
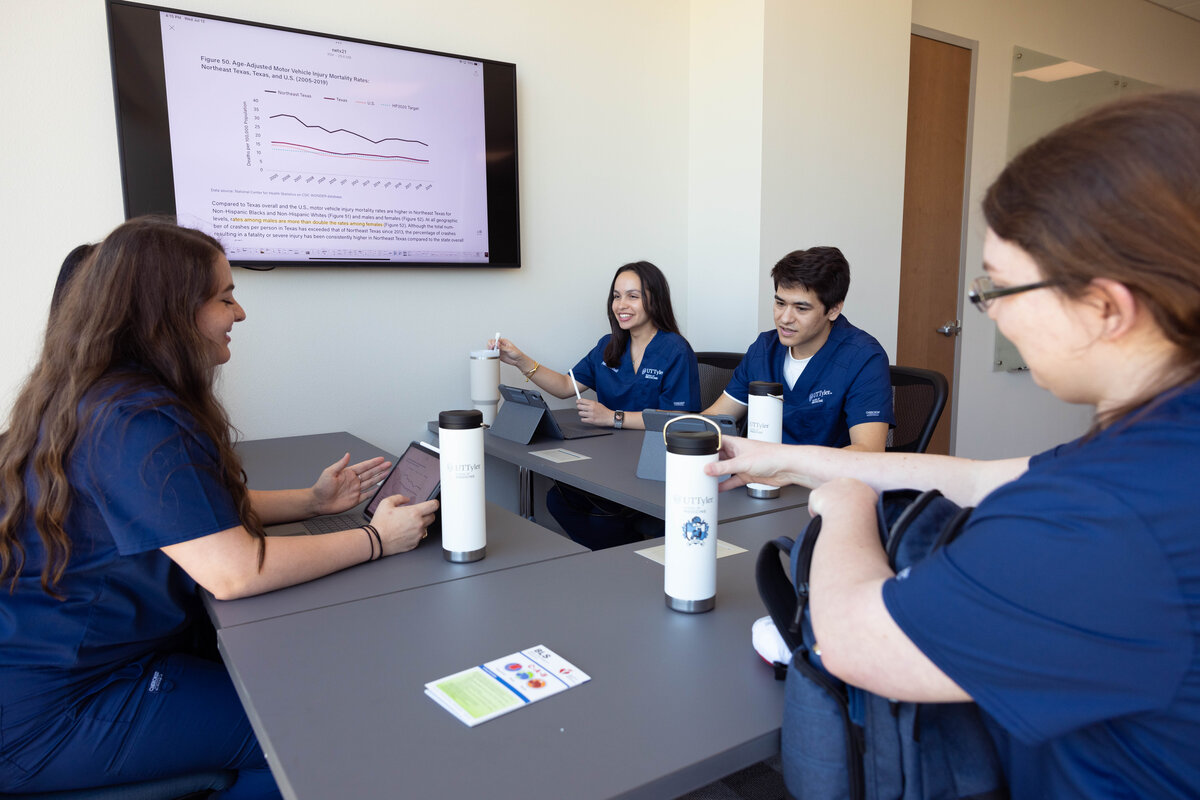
[636,410,739,482]
[364,440,441,517]
[267,441,440,536]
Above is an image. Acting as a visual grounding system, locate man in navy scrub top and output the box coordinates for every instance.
[704,247,894,451]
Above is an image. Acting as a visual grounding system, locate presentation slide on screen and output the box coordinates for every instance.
[159,11,491,263]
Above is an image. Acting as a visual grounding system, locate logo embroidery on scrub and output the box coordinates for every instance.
[808,389,833,405]
[641,367,664,381]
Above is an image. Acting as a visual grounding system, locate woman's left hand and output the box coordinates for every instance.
[310,453,392,516]
[576,398,614,427]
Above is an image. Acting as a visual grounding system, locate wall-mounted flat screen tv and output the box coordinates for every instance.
[107,1,520,268]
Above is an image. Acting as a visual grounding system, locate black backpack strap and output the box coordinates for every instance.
[755,515,823,655]
[790,515,822,642]
[933,504,975,550]
[756,535,803,654]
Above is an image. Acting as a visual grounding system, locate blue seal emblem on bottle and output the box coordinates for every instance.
[681,515,710,544]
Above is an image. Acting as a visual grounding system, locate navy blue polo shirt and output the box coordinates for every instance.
[571,330,700,413]
[724,315,893,446]
[883,380,1200,798]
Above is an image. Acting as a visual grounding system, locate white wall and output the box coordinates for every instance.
[686,0,765,353]
[0,0,909,459]
[5,0,1199,463]
[1,0,692,459]
[684,0,911,359]
[758,0,910,350]
[913,0,1200,458]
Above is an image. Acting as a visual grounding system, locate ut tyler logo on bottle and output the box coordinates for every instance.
[681,516,710,544]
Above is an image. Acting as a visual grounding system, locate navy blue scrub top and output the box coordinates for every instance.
[724,315,893,446]
[0,383,242,724]
[883,379,1200,799]
[571,330,700,413]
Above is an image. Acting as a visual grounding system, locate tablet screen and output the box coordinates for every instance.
[365,443,441,518]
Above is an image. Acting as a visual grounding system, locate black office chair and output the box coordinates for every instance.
[886,365,949,453]
[0,770,235,800]
[695,351,743,411]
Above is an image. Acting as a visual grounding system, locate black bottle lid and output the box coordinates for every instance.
[748,381,783,396]
[439,409,483,430]
[666,429,719,456]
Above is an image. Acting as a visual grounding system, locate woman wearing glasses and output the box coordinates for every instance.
[711,91,1200,798]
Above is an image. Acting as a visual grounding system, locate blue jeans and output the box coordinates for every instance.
[0,652,280,799]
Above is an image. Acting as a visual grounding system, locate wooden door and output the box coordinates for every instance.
[897,34,972,455]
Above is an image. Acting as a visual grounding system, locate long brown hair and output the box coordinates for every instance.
[603,261,682,368]
[983,90,1200,424]
[0,217,264,595]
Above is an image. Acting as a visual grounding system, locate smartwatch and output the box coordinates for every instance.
[613,410,625,429]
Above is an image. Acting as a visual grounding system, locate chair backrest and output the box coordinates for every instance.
[694,351,744,411]
[886,365,949,453]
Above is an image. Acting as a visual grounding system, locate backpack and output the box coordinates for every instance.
[756,488,1008,800]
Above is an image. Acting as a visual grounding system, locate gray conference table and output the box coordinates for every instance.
[430,410,809,522]
[206,433,589,629]
[217,504,810,800]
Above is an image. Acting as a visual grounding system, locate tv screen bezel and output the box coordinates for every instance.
[106,0,520,269]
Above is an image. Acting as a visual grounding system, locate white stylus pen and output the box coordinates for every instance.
[568,368,582,400]
[492,331,501,353]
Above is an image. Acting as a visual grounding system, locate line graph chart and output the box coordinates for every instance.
[254,100,434,181]
[157,11,495,265]
[269,141,430,163]
[268,113,430,148]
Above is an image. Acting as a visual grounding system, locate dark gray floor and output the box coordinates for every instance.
[675,755,786,800]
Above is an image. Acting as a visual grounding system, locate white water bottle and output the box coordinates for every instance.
[746,381,783,499]
[663,416,720,613]
[438,409,486,562]
[468,350,501,426]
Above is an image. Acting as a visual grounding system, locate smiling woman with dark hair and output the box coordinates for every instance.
[711,91,1200,798]
[493,260,700,548]
[494,260,700,432]
[0,217,437,797]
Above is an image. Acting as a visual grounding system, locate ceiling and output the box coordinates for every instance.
[1143,0,1200,22]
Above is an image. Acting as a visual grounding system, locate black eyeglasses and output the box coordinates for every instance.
[967,275,1053,312]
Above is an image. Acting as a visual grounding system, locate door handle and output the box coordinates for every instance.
[936,320,962,337]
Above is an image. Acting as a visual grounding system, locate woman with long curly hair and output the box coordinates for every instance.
[0,217,437,797]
